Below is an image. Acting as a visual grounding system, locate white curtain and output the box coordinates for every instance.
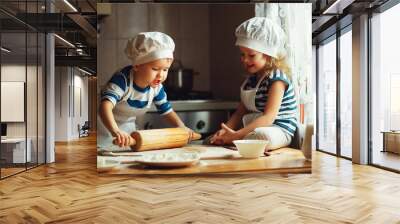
[255,3,313,124]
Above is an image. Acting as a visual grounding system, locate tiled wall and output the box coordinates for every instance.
[98,4,255,100]
[98,4,211,92]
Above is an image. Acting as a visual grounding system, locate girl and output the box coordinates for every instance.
[210,17,297,151]
[98,32,192,150]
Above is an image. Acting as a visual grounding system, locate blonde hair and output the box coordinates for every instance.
[262,54,292,79]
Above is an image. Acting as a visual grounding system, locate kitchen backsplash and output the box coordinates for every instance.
[97,3,311,109]
[97,3,253,101]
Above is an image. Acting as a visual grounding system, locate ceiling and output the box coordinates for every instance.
[0,0,97,74]
[311,0,391,43]
[1,0,396,74]
[98,0,393,44]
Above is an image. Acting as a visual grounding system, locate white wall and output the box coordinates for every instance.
[55,67,69,141]
[73,73,89,138]
[1,65,26,139]
[1,64,46,163]
[312,45,317,150]
[54,67,89,141]
[1,65,38,137]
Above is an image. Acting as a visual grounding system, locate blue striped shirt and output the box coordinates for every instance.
[101,65,172,115]
[243,70,298,136]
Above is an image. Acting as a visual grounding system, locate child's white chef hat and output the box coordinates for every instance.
[125,32,175,65]
[235,17,286,58]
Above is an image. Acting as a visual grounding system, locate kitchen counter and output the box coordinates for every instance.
[147,100,239,112]
[97,146,311,175]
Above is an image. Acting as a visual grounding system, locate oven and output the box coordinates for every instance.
[136,110,232,138]
[135,100,238,138]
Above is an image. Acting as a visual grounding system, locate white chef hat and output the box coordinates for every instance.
[125,32,175,65]
[235,17,286,58]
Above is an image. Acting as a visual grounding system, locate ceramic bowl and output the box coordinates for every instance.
[233,140,269,158]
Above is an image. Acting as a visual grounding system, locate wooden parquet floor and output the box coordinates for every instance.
[1,134,400,224]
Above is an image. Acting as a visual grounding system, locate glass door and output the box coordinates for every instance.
[339,28,352,159]
[0,6,28,178]
[0,0,47,179]
[370,3,400,171]
[317,36,337,155]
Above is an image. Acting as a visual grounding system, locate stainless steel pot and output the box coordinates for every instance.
[165,60,198,92]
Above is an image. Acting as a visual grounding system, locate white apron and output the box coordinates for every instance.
[240,74,268,125]
[240,74,292,149]
[97,70,153,150]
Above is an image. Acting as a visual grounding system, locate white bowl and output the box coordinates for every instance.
[233,140,269,158]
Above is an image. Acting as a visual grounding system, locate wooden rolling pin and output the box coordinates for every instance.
[112,128,201,151]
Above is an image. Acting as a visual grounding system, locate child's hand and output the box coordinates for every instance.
[182,126,195,142]
[210,128,226,145]
[112,129,135,147]
[210,123,240,145]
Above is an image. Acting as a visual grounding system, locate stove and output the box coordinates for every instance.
[136,92,238,137]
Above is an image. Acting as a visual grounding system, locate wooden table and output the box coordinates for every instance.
[1,138,32,164]
[97,145,311,175]
[381,131,400,154]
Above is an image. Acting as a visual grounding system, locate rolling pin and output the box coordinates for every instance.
[112,128,201,151]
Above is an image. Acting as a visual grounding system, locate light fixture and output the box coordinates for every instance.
[63,0,78,12]
[76,48,88,56]
[322,0,354,15]
[77,67,93,76]
[1,47,11,53]
[54,34,75,48]
[322,0,342,14]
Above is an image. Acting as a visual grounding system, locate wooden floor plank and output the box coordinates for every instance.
[0,134,400,223]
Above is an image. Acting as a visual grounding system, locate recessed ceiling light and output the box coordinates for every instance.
[77,67,93,76]
[54,34,75,48]
[63,0,78,12]
[322,0,354,15]
[1,47,11,53]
